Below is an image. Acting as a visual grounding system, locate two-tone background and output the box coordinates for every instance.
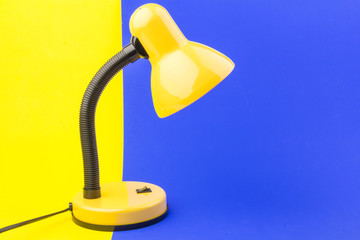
[1,0,360,239]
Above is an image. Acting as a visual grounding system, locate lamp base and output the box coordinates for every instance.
[72,181,167,231]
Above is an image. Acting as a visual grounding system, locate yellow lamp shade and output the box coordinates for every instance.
[130,4,235,118]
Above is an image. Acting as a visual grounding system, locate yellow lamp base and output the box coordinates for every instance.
[72,181,167,231]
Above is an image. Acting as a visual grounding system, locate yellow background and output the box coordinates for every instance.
[0,0,123,239]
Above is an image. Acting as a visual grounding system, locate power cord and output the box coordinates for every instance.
[0,203,72,234]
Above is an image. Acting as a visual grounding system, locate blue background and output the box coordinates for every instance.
[116,0,360,239]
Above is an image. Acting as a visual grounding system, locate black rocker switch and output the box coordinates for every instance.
[136,186,152,194]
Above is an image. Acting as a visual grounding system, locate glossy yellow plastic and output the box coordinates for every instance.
[130,3,235,118]
[72,181,167,226]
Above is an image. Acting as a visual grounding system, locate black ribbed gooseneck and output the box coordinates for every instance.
[80,43,140,199]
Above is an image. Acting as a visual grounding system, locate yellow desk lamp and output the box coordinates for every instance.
[0,3,234,233]
[72,3,234,230]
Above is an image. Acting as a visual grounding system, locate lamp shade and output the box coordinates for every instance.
[130,4,235,118]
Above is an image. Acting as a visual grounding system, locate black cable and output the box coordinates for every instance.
[0,203,72,234]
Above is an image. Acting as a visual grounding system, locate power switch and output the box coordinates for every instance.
[136,186,152,194]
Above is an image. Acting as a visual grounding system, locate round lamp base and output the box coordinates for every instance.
[72,181,167,231]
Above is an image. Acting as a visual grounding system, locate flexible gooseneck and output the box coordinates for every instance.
[80,37,147,199]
